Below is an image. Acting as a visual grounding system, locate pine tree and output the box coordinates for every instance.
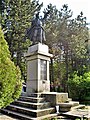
[44,4,89,92]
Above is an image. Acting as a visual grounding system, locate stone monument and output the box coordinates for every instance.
[24,13,69,105]
[25,13,52,94]
[1,13,85,120]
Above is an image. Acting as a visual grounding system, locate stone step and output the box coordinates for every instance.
[12,100,51,109]
[61,107,88,119]
[28,93,42,97]
[37,113,57,120]
[6,104,55,117]
[1,109,33,120]
[19,96,44,103]
[69,101,79,107]
[71,104,85,110]
[1,109,57,120]
[53,115,72,120]
[58,101,80,112]
[58,103,73,112]
[66,98,72,103]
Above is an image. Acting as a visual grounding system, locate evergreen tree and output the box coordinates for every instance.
[0,26,22,108]
[43,4,89,92]
[1,0,43,80]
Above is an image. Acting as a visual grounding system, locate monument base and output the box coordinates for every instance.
[25,43,52,94]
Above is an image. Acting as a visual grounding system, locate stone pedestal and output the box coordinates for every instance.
[42,92,68,106]
[25,43,52,95]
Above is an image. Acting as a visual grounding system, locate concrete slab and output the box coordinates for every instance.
[62,109,90,119]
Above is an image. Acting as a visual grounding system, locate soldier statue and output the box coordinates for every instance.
[25,13,46,45]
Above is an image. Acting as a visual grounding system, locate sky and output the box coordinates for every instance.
[39,0,90,26]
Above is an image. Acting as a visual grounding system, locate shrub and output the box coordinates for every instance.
[0,27,22,108]
[68,71,90,100]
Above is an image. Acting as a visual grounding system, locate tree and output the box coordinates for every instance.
[68,70,90,101]
[44,4,73,91]
[43,4,61,84]
[43,4,89,92]
[1,0,43,80]
[43,4,59,47]
[0,26,22,108]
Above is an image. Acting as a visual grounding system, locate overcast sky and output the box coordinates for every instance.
[39,0,90,25]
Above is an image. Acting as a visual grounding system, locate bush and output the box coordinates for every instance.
[0,27,22,108]
[68,71,90,101]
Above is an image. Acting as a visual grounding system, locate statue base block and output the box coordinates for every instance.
[25,43,53,95]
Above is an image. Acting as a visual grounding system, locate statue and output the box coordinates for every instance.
[25,13,46,45]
